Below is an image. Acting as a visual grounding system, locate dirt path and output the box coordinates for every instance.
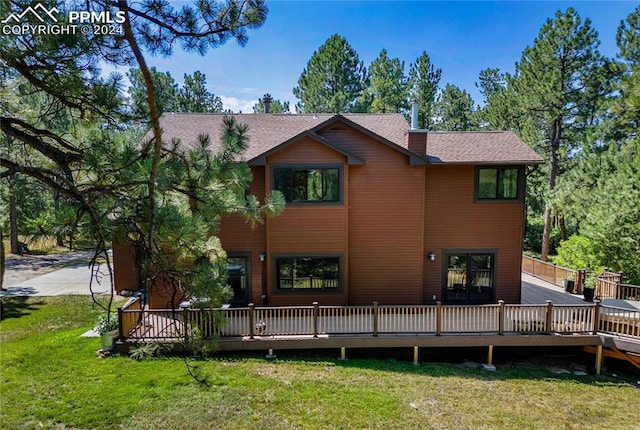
[2,251,95,287]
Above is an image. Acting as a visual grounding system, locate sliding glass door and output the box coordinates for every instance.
[444,252,494,304]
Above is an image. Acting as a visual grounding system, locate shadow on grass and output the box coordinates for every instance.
[206,347,639,385]
[0,296,46,321]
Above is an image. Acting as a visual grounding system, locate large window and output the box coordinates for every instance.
[477,167,519,200]
[276,257,340,290]
[273,167,340,202]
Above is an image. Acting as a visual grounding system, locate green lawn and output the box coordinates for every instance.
[1,296,638,429]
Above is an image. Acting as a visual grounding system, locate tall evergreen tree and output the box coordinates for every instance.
[367,49,407,113]
[436,84,476,131]
[408,51,442,129]
[1,0,272,316]
[512,7,614,260]
[616,5,640,67]
[128,67,178,119]
[293,34,368,113]
[174,71,224,113]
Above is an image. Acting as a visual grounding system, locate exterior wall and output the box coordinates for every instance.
[265,137,348,306]
[112,238,138,294]
[116,122,528,308]
[218,166,267,305]
[423,165,524,304]
[319,127,425,305]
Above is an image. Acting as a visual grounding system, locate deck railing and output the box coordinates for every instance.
[119,300,625,343]
[522,255,585,292]
[117,295,143,339]
[598,304,640,338]
[594,271,640,301]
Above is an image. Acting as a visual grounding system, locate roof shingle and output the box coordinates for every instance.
[151,113,543,165]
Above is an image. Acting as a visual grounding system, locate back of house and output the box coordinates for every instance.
[113,110,542,308]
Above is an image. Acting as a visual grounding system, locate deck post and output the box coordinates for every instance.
[592,300,601,335]
[266,348,276,359]
[436,301,442,336]
[184,309,190,342]
[117,306,124,339]
[373,301,379,337]
[595,344,603,375]
[313,302,319,338]
[546,301,553,334]
[339,346,346,361]
[249,303,255,339]
[487,345,494,366]
[498,300,505,335]
[413,346,419,366]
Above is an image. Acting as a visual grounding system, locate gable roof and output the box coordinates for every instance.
[420,131,544,164]
[152,113,542,165]
[152,112,411,163]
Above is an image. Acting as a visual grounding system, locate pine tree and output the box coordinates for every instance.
[436,84,476,131]
[293,34,368,113]
[367,49,407,113]
[512,7,614,260]
[408,51,442,129]
[1,0,272,316]
[174,71,224,113]
[128,67,178,119]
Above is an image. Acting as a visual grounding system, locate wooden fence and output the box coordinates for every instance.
[522,255,585,292]
[119,300,608,342]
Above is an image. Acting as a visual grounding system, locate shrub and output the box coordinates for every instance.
[553,235,602,273]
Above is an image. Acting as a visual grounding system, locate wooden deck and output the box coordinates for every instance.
[116,275,640,373]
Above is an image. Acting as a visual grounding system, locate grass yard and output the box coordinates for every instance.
[1,296,639,430]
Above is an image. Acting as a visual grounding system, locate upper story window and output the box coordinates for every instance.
[273,167,340,203]
[477,167,520,200]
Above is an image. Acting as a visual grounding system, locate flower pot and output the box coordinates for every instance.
[100,330,117,351]
[583,288,595,302]
[563,280,575,293]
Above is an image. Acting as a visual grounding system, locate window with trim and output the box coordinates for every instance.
[477,167,519,200]
[276,257,340,290]
[273,167,339,202]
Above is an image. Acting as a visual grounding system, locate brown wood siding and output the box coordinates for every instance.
[265,137,349,306]
[218,166,267,305]
[112,238,137,294]
[423,165,524,304]
[320,127,425,305]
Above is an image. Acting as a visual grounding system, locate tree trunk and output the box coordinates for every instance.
[541,117,561,261]
[54,192,64,247]
[540,207,552,261]
[558,212,567,242]
[8,174,19,255]
[1,226,5,290]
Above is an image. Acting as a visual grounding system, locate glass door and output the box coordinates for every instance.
[444,253,494,304]
[227,256,250,307]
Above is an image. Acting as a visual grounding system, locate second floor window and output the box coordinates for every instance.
[273,167,340,202]
[477,167,519,200]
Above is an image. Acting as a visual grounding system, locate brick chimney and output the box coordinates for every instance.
[405,130,428,158]
[404,99,427,157]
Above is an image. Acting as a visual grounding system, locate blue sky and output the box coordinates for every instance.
[143,1,638,112]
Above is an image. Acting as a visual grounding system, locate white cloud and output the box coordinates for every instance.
[220,95,256,113]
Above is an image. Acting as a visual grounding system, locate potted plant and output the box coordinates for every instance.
[96,314,119,351]
[583,274,596,302]
[563,273,576,293]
